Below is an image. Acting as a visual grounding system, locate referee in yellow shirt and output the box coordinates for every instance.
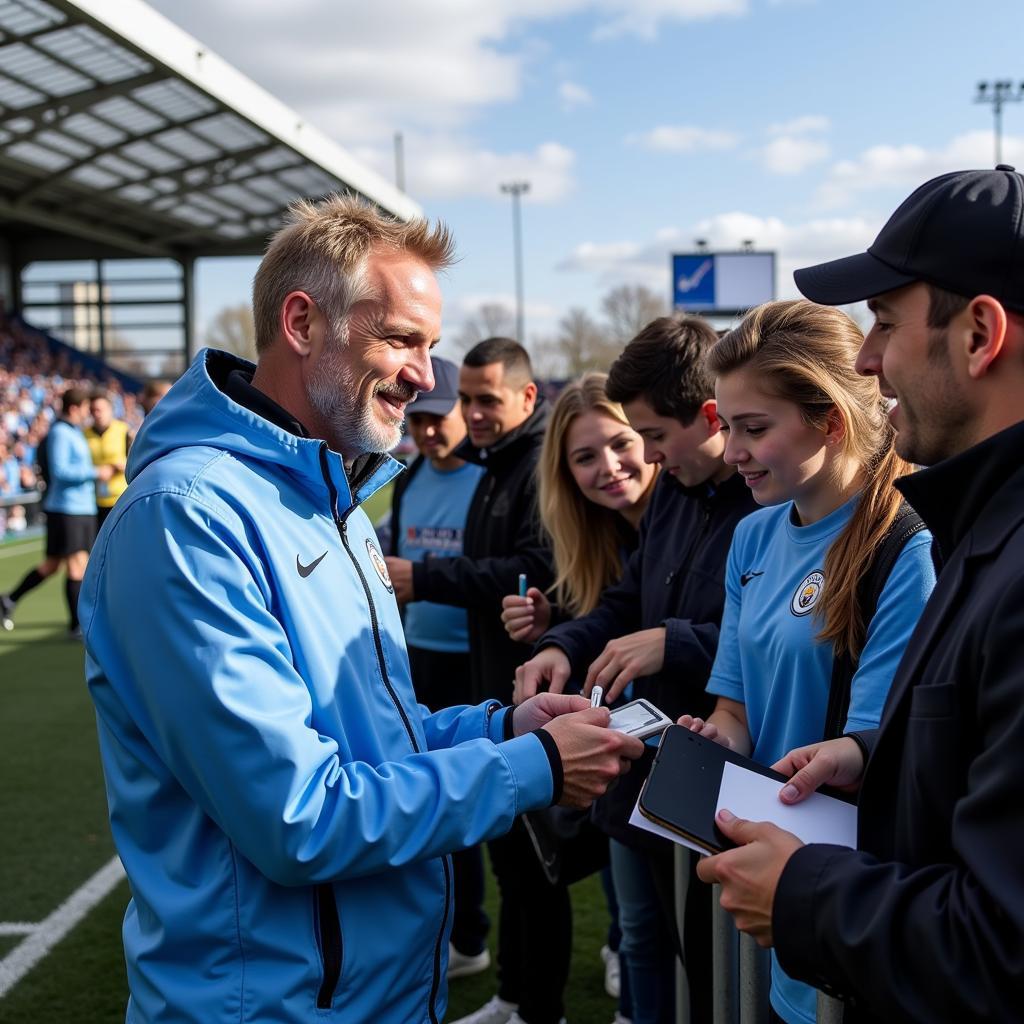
[85,392,133,528]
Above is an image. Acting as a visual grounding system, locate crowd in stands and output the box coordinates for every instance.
[0,314,142,538]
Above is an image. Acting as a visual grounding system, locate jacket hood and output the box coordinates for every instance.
[128,348,402,510]
[455,396,549,469]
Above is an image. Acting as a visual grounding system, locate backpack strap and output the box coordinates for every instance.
[822,501,926,740]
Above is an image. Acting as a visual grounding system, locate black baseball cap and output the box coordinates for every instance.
[406,355,460,416]
[795,165,1024,312]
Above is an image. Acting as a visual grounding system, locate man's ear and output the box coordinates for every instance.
[700,398,721,436]
[280,291,323,358]
[522,380,538,413]
[963,295,1008,380]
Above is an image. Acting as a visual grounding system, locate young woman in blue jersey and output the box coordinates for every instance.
[679,299,936,1024]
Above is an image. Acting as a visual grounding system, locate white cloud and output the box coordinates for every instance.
[559,212,877,298]
[149,1,749,145]
[767,114,830,136]
[559,81,593,111]
[817,130,1024,208]
[353,136,576,202]
[592,0,747,39]
[626,125,740,152]
[761,135,830,174]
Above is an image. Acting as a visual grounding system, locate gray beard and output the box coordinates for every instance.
[306,337,403,457]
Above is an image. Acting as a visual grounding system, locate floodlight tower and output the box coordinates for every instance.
[500,180,530,343]
[975,80,1024,165]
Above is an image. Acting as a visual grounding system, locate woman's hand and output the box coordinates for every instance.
[500,587,551,643]
[677,714,734,749]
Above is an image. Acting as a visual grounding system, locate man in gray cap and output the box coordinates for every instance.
[696,166,1024,1023]
[385,354,491,979]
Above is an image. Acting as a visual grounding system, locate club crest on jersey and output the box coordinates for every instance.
[791,571,824,616]
[366,538,393,593]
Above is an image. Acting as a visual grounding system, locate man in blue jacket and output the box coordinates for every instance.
[1,387,113,636]
[79,195,644,1024]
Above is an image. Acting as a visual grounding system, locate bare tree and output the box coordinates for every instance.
[555,307,617,376]
[600,284,668,347]
[453,302,516,353]
[206,304,257,360]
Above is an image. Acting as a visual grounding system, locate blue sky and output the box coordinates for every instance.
[148,0,1024,357]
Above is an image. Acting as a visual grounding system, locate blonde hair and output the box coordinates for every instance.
[252,194,455,352]
[539,373,657,617]
[708,300,912,659]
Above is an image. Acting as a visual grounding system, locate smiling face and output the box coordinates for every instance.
[406,407,467,465]
[857,282,972,466]
[458,362,536,448]
[306,248,442,458]
[563,409,655,514]
[620,396,726,487]
[716,367,834,509]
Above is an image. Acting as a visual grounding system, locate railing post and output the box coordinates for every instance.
[674,846,691,1024]
[738,933,770,1024]
[816,991,845,1023]
[712,884,739,1024]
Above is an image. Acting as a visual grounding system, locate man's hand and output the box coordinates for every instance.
[513,647,572,705]
[501,587,551,643]
[542,706,646,808]
[96,464,115,482]
[512,692,589,734]
[383,557,414,604]
[677,714,734,749]
[583,627,666,703]
[695,810,804,947]
[771,736,865,804]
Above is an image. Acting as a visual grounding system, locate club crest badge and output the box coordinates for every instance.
[366,538,393,593]
[791,571,824,616]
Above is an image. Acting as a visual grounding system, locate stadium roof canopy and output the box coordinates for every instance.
[0,0,421,261]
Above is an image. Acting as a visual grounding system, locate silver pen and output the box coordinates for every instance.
[590,686,603,708]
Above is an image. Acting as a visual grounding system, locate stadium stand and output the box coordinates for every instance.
[0,310,141,539]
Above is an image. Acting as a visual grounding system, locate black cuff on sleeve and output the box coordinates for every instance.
[531,727,564,805]
[502,705,515,741]
[845,730,871,768]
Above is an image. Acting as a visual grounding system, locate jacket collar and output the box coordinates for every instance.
[454,399,548,469]
[896,419,1024,563]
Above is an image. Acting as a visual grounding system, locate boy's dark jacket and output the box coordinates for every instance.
[539,469,756,846]
[410,403,553,703]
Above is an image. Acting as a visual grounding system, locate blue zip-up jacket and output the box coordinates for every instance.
[80,349,555,1024]
[43,418,98,514]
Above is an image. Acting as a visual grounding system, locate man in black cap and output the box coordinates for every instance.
[696,166,1024,1022]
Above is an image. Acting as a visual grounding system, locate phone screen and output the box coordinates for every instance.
[609,701,664,736]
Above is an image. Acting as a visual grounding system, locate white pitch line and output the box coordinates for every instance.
[0,856,126,998]
[0,924,37,936]
[0,541,42,560]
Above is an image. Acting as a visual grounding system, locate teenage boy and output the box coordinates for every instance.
[697,165,1024,1024]
[386,354,489,978]
[515,314,757,1023]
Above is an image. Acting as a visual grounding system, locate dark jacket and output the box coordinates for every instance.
[412,403,553,703]
[774,419,1024,1024]
[384,453,424,557]
[540,469,757,845]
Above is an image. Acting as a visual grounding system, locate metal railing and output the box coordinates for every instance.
[674,847,844,1024]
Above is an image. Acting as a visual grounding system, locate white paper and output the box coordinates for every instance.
[717,762,857,849]
[629,797,710,857]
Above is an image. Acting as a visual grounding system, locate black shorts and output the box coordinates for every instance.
[45,512,97,558]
